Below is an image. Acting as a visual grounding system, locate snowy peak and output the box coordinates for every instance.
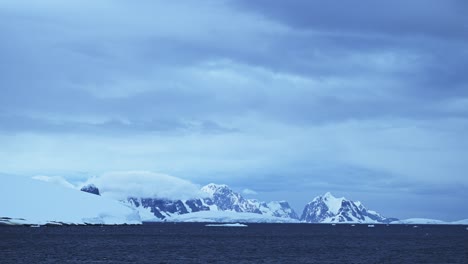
[200,184,299,220]
[200,183,229,197]
[320,192,345,215]
[301,192,397,224]
[201,183,258,213]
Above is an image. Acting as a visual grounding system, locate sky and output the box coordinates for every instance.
[1,0,467,221]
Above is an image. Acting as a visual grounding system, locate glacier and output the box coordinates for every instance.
[0,176,141,225]
[167,211,299,223]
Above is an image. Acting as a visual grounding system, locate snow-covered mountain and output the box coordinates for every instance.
[0,176,141,225]
[126,183,298,222]
[201,184,261,213]
[301,192,397,224]
[201,184,299,219]
[2,176,467,225]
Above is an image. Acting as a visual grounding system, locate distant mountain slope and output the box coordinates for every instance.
[301,192,397,224]
[126,183,298,221]
[0,176,141,225]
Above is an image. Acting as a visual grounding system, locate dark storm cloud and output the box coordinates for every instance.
[0,2,272,128]
[233,0,468,39]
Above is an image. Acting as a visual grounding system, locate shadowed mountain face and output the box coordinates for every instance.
[301,192,398,223]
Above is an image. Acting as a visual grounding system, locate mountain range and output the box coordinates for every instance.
[85,183,394,224]
[123,183,298,222]
[2,177,467,225]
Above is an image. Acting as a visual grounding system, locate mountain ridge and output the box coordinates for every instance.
[85,183,395,223]
[125,183,299,222]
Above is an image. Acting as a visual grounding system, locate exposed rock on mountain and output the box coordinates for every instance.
[80,184,100,196]
[127,197,211,220]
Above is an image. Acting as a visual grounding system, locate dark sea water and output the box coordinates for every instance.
[1,223,467,263]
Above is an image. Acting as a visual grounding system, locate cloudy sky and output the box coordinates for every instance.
[1,0,467,220]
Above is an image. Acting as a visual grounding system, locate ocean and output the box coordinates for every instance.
[1,223,467,263]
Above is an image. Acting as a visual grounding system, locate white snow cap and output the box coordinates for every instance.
[321,192,345,215]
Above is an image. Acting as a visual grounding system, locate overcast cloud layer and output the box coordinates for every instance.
[1,0,467,220]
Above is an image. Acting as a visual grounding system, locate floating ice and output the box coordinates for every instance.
[205,223,248,227]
